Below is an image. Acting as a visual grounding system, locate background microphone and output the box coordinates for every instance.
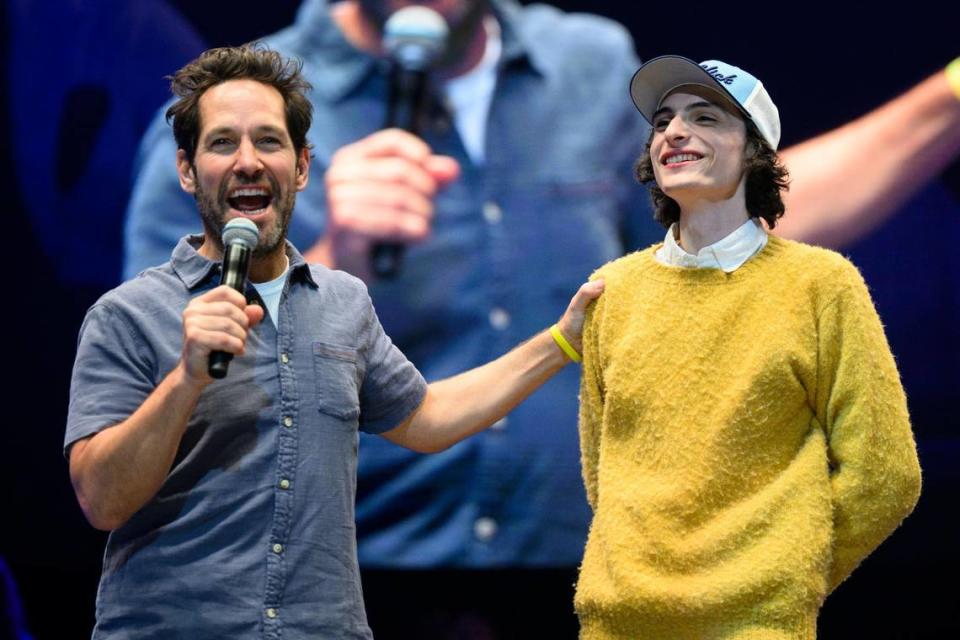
[208,217,259,379]
[371,6,449,279]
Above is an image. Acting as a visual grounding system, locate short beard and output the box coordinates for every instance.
[192,170,295,259]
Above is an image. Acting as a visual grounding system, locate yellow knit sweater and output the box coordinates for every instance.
[576,236,921,639]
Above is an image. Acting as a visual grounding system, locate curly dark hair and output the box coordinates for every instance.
[165,44,313,162]
[634,121,790,229]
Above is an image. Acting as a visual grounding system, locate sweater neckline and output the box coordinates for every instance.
[636,234,791,286]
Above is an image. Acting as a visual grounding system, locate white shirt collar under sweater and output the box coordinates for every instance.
[655,218,768,273]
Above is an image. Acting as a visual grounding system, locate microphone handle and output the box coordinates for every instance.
[208,242,253,379]
[371,65,430,279]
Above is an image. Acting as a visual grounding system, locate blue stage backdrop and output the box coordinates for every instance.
[3,1,958,638]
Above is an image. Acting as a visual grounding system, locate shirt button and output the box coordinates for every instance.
[483,201,503,224]
[489,308,510,330]
[266,608,278,619]
[281,353,289,364]
[283,416,293,428]
[272,543,283,554]
[474,517,498,542]
[491,417,508,431]
[279,479,291,490]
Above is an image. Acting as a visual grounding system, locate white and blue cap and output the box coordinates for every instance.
[629,55,781,150]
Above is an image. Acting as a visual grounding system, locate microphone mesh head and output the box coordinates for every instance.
[221,218,260,249]
[384,6,449,71]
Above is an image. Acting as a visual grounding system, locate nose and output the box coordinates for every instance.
[233,138,263,178]
[663,114,689,144]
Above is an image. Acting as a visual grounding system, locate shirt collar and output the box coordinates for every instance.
[490,0,546,75]
[657,218,768,273]
[290,0,542,105]
[290,0,378,104]
[171,235,318,290]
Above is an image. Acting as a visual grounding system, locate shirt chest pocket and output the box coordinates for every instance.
[312,342,361,421]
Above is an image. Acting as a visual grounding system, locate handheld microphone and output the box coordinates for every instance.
[208,217,259,379]
[371,6,448,279]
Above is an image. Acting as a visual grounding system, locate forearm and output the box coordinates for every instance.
[387,330,570,453]
[818,274,922,590]
[827,368,920,591]
[301,234,336,268]
[302,234,375,283]
[776,67,960,247]
[69,362,207,530]
[828,441,921,591]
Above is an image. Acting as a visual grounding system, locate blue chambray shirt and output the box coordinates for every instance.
[122,0,659,567]
[66,237,427,638]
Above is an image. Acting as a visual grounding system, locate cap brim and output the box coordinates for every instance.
[629,55,749,125]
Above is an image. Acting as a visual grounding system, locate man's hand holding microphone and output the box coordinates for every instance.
[306,6,460,281]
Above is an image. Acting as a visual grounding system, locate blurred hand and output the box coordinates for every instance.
[315,128,460,280]
[180,285,265,385]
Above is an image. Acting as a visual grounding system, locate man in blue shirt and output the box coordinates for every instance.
[68,44,600,639]
[125,0,650,581]
[123,7,647,633]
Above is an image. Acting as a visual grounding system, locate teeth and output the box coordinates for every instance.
[231,187,269,197]
[666,153,701,164]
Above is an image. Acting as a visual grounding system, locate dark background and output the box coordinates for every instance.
[3,1,958,637]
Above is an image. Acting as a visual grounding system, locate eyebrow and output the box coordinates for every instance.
[199,126,225,140]
[202,124,289,141]
[652,100,719,120]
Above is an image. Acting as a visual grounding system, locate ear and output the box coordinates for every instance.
[176,149,197,195]
[295,147,311,191]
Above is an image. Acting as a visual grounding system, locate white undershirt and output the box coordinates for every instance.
[442,16,501,165]
[655,219,768,273]
[250,256,289,326]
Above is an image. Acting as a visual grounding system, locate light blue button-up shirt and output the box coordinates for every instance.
[67,237,427,638]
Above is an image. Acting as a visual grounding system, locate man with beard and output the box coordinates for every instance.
[65,45,602,639]
[124,2,653,636]
[121,1,960,636]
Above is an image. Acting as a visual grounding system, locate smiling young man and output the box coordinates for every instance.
[64,45,602,639]
[575,57,922,638]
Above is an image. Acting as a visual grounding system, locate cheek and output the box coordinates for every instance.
[725,137,747,173]
[724,150,747,179]
[652,163,664,185]
[649,149,663,182]
[193,162,227,191]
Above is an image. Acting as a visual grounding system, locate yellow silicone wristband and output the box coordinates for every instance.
[550,324,582,363]
[947,57,960,101]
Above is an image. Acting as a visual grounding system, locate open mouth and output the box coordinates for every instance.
[227,187,272,214]
[663,152,703,166]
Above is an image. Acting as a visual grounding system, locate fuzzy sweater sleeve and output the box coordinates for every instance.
[579,292,605,512]
[815,264,922,592]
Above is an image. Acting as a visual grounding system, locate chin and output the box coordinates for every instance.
[660,182,702,197]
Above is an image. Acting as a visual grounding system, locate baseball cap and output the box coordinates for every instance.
[629,55,781,150]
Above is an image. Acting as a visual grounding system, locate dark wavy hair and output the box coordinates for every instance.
[165,44,314,162]
[634,121,790,229]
